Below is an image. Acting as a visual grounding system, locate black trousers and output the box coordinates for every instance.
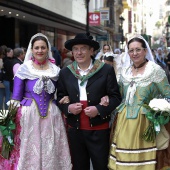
[67,127,110,170]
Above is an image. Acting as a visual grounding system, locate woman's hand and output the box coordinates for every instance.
[59,96,70,104]
[99,96,109,106]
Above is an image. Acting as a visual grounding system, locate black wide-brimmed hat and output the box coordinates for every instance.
[64,33,100,51]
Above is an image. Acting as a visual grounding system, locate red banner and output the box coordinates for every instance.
[89,12,100,26]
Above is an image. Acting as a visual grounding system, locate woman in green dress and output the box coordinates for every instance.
[108,35,170,170]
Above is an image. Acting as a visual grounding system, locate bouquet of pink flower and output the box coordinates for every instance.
[142,98,170,142]
[0,104,18,159]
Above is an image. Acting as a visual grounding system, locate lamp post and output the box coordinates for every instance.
[166,22,170,47]
[119,16,125,49]
[85,0,90,33]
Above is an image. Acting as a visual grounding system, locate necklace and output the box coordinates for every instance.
[34,59,47,69]
[133,60,147,72]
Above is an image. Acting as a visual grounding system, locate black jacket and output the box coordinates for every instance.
[57,62,122,129]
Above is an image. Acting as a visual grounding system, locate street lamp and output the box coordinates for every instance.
[119,16,125,49]
[166,22,170,47]
[85,0,90,33]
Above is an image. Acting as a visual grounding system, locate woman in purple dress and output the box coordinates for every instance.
[0,33,72,170]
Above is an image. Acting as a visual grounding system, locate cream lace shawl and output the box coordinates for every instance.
[120,61,166,105]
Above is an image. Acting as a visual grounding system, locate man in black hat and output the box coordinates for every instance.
[57,33,121,170]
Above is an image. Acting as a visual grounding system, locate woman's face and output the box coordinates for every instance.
[128,41,147,65]
[103,45,110,54]
[32,40,48,62]
[7,50,13,58]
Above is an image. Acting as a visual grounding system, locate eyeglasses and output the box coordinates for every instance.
[128,48,146,55]
[72,46,89,53]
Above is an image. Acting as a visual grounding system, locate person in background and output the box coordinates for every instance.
[163,47,169,65]
[152,49,170,83]
[114,48,121,55]
[12,48,25,74]
[113,48,129,82]
[0,33,72,169]
[103,52,118,77]
[57,33,121,170]
[51,46,62,67]
[167,50,170,73]
[0,46,5,109]
[62,51,73,68]
[108,35,170,170]
[95,44,113,62]
[156,47,166,66]
[61,48,69,65]
[103,52,115,67]
[2,47,13,109]
[0,45,7,59]
[151,49,157,62]
[21,47,27,58]
[9,48,25,92]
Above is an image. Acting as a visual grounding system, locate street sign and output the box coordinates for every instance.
[96,35,108,41]
[89,12,100,26]
[100,8,109,21]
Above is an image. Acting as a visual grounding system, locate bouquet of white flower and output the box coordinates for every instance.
[0,104,18,159]
[142,98,170,142]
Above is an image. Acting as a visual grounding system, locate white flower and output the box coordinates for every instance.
[0,110,9,122]
[149,99,170,112]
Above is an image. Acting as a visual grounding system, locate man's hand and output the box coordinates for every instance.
[68,103,83,115]
[84,106,98,118]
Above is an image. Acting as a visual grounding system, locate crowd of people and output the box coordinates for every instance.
[0,32,170,170]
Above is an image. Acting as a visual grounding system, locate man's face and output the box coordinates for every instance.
[72,44,94,65]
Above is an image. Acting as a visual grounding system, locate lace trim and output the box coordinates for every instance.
[15,60,60,81]
[33,76,55,94]
[120,62,166,105]
[121,61,166,87]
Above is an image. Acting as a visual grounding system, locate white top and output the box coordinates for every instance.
[77,61,93,101]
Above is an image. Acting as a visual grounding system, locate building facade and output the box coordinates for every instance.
[0,0,106,51]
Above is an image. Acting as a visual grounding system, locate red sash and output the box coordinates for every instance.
[79,101,109,130]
